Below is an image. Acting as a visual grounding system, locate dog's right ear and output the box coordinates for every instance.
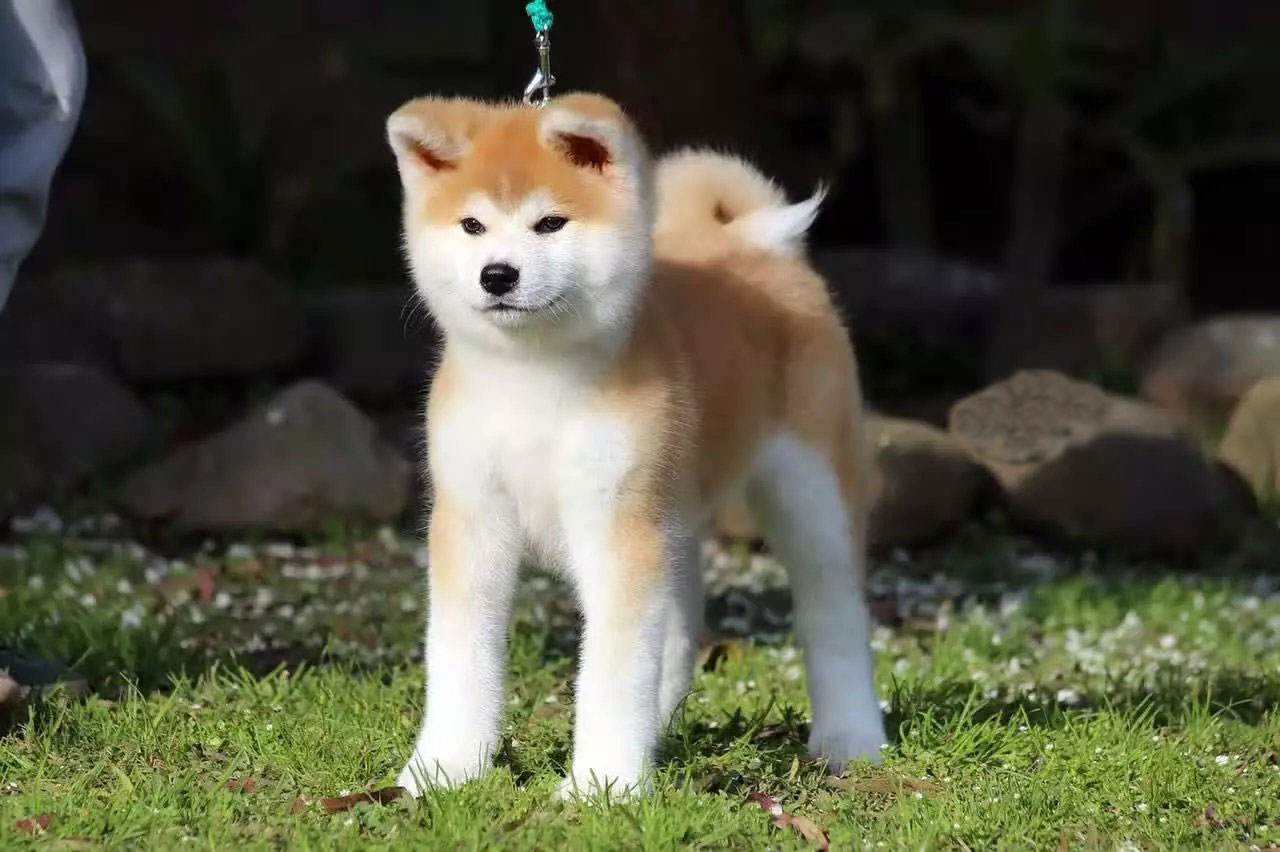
[386,98,488,192]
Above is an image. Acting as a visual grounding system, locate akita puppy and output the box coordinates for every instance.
[387,92,886,796]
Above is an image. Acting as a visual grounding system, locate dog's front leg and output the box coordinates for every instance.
[561,512,670,798]
[398,496,519,795]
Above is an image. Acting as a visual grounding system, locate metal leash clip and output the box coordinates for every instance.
[523,30,555,108]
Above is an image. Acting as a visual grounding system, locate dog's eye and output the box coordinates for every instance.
[532,215,568,234]
[460,217,486,235]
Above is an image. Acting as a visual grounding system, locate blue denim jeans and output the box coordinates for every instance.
[0,0,85,311]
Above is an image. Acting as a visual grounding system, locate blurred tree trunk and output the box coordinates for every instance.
[539,0,758,152]
[1150,177,1193,290]
[987,97,1069,377]
[1006,99,1068,285]
[868,60,934,249]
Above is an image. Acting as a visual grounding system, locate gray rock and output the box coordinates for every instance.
[814,248,1000,348]
[1007,283,1186,380]
[0,277,114,371]
[1219,377,1280,500]
[950,370,1249,554]
[120,381,411,532]
[867,415,991,549]
[710,415,990,550]
[814,249,1180,384]
[0,257,307,382]
[0,364,154,515]
[303,289,437,405]
[0,650,88,699]
[1142,314,1280,434]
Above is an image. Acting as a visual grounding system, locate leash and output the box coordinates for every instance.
[522,0,556,107]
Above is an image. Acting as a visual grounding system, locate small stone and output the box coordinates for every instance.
[120,381,411,533]
[0,674,24,708]
[1142,314,1280,434]
[1219,377,1280,500]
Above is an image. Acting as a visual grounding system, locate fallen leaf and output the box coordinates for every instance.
[831,774,943,797]
[320,786,407,813]
[15,814,52,835]
[226,777,258,794]
[153,573,203,605]
[693,770,727,793]
[697,641,744,672]
[784,812,831,850]
[1194,804,1226,830]
[531,701,564,720]
[755,723,802,743]
[195,567,217,603]
[747,792,829,849]
[869,595,900,625]
[229,559,265,579]
[289,796,311,815]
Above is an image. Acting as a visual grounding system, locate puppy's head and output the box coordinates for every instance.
[388,93,651,353]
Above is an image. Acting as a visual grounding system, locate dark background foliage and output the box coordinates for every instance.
[26,0,1280,313]
[4,1,1279,536]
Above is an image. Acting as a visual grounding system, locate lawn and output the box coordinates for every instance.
[2,513,1280,849]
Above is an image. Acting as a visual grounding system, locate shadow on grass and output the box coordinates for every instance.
[886,668,1280,733]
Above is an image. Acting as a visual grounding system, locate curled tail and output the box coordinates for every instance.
[654,149,825,259]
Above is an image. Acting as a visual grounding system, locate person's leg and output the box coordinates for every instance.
[0,0,86,311]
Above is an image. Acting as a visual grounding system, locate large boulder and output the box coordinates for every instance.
[120,381,410,532]
[303,289,437,405]
[0,364,154,516]
[711,414,990,550]
[1142,315,1280,434]
[950,370,1249,554]
[1219,378,1280,500]
[0,278,114,370]
[867,415,991,549]
[0,258,307,382]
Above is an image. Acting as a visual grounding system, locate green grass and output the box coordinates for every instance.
[2,519,1280,849]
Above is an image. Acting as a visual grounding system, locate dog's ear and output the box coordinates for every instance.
[387,97,489,191]
[539,93,646,178]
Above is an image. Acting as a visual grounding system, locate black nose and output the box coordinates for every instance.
[480,263,520,296]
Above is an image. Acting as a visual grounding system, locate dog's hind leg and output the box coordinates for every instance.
[659,535,705,724]
[746,432,886,773]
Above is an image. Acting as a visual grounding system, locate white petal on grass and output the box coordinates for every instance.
[120,604,145,630]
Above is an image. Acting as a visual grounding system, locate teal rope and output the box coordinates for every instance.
[525,0,554,33]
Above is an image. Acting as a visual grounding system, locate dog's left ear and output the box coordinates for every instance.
[539,93,645,178]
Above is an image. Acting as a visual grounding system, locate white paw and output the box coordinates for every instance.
[554,769,650,802]
[396,751,490,797]
[808,723,888,774]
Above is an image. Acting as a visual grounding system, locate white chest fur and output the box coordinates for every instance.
[429,355,641,574]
